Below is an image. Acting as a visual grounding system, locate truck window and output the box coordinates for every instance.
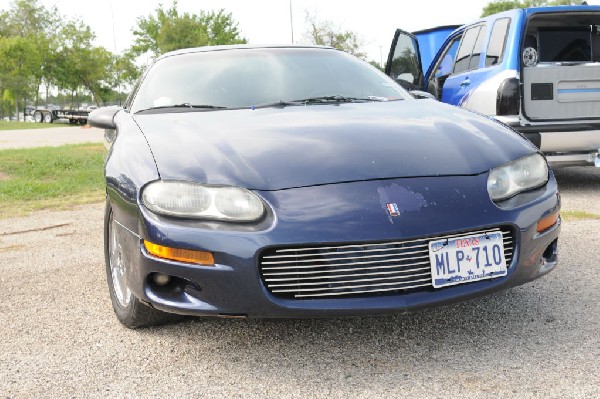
[453,26,483,74]
[538,27,592,62]
[485,18,510,67]
[433,37,461,78]
[427,36,462,99]
[389,33,422,85]
[469,26,487,69]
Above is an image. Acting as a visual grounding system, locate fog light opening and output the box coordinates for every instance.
[147,274,191,301]
[153,273,171,286]
[542,239,558,263]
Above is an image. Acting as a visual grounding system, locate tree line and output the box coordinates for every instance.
[0,0,246,119]
[0,0,585,119]
[0,0,135,117]
[481,0,580,16]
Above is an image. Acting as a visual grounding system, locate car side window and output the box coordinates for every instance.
[433,37,462,78]
[125,77,144,111]
[485,18,510,67]
[453,25,483,74]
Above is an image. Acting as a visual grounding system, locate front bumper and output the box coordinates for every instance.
[496,116,600,166]
[111,174,561,318]
[545,151,600,168]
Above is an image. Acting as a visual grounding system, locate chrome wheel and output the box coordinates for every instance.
[109,214,131,308]
[104,202,180,328]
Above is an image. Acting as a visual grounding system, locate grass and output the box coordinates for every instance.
[1,144,599,222]
[560,210,600,221]
[0,120,74,131]
[0,143,105,218]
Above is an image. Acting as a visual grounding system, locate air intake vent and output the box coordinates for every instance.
[259,227,514,299]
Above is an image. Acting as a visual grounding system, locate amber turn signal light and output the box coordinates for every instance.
[144,241,215,265]
[537,212,559,233]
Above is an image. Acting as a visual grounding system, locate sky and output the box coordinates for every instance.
[1,0,599,64]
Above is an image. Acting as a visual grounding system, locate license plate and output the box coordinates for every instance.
[429,231,507,288]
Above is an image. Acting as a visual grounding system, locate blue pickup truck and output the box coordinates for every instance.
[386,5,600,167]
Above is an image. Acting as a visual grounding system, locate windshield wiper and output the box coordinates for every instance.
[291,95,390,104]
[249,100,304,110]
[247,96,396,110]
[135,103,227,113]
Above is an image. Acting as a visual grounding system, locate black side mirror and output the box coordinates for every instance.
[88,106,122,129]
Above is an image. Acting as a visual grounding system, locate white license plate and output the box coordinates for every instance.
[429,232,507,288]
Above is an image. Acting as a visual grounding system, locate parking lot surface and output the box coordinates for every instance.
[0,167,599,398]
[0,125,104,149]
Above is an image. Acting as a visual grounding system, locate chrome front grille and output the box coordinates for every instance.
[259,227,514,299]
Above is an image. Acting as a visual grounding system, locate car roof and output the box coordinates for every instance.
[157,44,336,60]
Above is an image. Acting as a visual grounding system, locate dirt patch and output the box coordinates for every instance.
[0,223,70,236]
[55,231,77,237]
[0,244,26,253]
[0,171,9,181]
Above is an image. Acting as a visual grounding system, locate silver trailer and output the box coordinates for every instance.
[32,108,90,125]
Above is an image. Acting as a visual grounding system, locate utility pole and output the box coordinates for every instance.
[110,0,123,106]
[290,0,294,43]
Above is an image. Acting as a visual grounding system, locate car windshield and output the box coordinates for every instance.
[130,47,410,113]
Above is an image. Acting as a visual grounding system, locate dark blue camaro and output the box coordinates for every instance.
[89,45,560,328]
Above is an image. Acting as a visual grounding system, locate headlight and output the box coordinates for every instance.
[141,181,265,222]
[487,154,548,201]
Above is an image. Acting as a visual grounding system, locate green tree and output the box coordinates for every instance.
[129,1,246,59]
[157,15,209,54]
[0,0,60,37]
[482,0,580,17]
[0,36,39,116]
[368,60,384,71]
[52,21,113,106]
[0,0,61,115]
[305,12,366,59]
[109,52,140,89]
[0,0,137,113]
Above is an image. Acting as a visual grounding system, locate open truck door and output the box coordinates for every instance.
[385,30,424,91]
[386,26,458,92]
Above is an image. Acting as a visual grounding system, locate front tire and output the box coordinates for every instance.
[105,202,181,329]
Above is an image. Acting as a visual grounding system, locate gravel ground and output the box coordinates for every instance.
[0,126,104,149]
[0,167,599,398]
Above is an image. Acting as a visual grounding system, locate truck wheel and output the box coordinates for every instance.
[34,111,43,123]
[79,119,87,125]
[69,119,77,125]
[43,112,53,123]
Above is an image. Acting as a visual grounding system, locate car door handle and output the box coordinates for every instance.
[460,78,470,87]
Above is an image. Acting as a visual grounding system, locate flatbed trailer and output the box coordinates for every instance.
[32,108,90,125]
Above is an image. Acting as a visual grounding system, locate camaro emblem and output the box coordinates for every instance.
[386,203,400,217]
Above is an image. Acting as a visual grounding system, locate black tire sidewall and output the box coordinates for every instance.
[104,200,182,329]
[104,201,137,322]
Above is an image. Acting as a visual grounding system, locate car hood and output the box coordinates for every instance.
[133,101,536,191]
